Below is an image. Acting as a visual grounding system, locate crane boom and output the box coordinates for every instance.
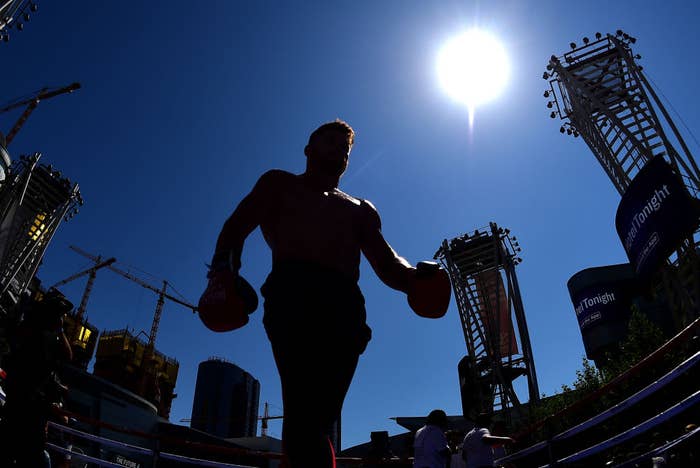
[2,82,81,145]
[49,257,116,289]
[69,245,197,311]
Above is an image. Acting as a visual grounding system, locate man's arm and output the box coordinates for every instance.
[358,200,415,293]
[211,171,276,272]
[482,434,515,446]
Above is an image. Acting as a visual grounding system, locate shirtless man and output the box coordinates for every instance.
[209,119,428,467]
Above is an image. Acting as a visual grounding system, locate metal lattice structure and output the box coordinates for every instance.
[544,30,700,196]
[0,1,39,40]
[0,151,82,314]
[544,30,700,322]
[435,222,539,420]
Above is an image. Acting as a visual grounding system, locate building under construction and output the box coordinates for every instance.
[94,328,180,419]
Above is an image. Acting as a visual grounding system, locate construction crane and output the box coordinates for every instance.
[0,82,81,146]
[178,401,283,437]
[49,256,116,322]
[260,402,284,437]
[68,245,197,351]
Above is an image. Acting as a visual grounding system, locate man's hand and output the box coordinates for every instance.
[198,270,258,332]
[208,249,241,275]
[407,261,451,319]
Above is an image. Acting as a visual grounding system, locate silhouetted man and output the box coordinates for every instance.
[208,120,432,467]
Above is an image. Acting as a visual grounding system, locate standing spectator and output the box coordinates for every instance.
[0,289,73,467]
[413,409,450,468]
[462,413,514,468]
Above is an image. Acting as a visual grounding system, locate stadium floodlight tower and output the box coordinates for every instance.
[0,152,82,315]
[435,222,539,422]
[544,30,700,323]
[0,1,40,40]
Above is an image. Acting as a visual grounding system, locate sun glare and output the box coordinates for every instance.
[437,29,510,111]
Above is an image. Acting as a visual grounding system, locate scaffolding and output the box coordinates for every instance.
[0,152,81,314]
[94,328,180,419]
[435,222,539,421]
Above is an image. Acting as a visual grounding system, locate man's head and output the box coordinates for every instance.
[304,119,354,180]
[426,409,448,430]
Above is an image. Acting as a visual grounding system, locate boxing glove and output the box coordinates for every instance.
[198,270,258,332]
[407,261,451,319]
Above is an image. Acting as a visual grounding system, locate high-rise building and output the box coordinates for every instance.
[190,358,260,439]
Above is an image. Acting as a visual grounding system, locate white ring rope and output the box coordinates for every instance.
[48,422,256,467]
[543,389,700,466]
[497,351,700,465]
[47,443,125,468]
[613,425,700,468]
[48,421,153,456]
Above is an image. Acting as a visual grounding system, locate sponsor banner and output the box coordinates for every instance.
[570,284,629,330]
[475,269,519,357]
[616,156,700,278]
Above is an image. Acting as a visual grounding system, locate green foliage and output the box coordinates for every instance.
[573,357,605,392]
[600,307,666,380]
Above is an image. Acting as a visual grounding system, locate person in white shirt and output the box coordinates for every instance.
[413,409,451,468]
[462,414,514,468]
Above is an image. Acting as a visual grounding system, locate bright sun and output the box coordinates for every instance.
[437,29,509,110]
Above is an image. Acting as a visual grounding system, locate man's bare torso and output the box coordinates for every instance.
[258,170,367,280]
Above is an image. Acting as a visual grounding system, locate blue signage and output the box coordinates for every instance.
[615,156,700,278]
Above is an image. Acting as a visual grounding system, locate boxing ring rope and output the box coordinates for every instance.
[540,389,700,467]
[47,443,125,468]
[47,421,256,467]
[46,411,413,467]
[613,424,700,468]
[496,351,700,465]
[511,315,700,444]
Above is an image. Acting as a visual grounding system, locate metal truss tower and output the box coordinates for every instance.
[435,222,539,420]
[544,30,700,322]
[0,1,39,40]
[0,151,82,315]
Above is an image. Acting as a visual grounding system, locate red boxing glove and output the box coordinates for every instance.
[407,261,451,319]
[198,270,258,332]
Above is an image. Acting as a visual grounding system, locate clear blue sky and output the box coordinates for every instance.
[3,1,699,450]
